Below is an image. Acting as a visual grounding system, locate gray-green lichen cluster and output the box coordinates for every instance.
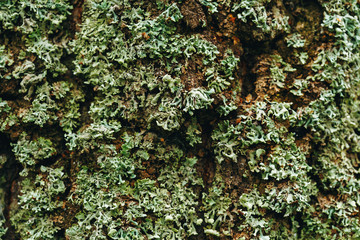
[0,0,360,239]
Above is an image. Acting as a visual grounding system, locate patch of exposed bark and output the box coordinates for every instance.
[181,0,207,29]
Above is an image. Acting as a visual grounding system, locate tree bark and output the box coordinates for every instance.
[1,0,360,239]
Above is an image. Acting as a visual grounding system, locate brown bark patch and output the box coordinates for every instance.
[70,0,85,35]
[181,0,206,29]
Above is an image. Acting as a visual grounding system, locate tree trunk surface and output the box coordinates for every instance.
[1,0,360,239]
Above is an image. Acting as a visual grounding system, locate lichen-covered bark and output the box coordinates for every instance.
[1,0,360,239]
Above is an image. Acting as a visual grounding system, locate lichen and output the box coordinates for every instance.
[1,0,360,239]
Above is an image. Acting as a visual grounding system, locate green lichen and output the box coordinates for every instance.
[2,0,360,239]
[12,133,56,176]
[11,167,66,239]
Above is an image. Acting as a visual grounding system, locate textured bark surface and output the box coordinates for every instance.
[1,0,360,239]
